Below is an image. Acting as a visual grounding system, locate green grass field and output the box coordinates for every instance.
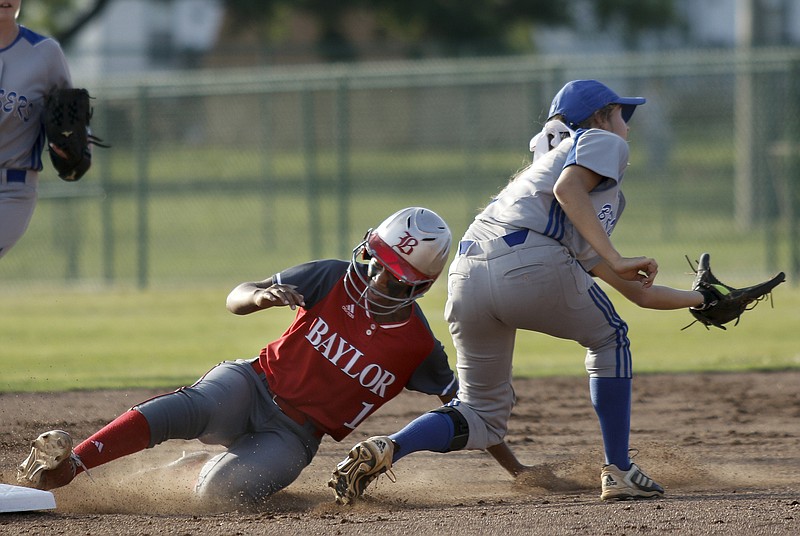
[1,129,797,391]
[1,281,797,393]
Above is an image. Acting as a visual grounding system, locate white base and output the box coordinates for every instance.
[0,483,56,512]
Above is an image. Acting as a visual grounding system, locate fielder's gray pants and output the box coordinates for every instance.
[135,359,321,505]
[445,231,630,450]
[0,173,37,260]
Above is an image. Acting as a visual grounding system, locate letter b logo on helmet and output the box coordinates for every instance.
[393,232,419,256]
[370,207,451,285]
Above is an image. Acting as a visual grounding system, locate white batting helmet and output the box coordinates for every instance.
[345,207,452,314]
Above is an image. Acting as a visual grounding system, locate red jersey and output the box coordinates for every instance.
[258,260,455,441]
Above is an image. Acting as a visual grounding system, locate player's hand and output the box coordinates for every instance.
[610,256,658,288]
[256,284,305,310]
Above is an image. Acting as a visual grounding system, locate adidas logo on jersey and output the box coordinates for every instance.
[342,304,355,318]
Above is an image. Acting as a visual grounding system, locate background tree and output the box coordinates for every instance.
[19,0,111,47]
[21,0,681,60]
[220,0,681,59]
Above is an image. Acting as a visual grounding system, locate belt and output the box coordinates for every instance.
[272,394,325,439]
[458,228,529,255]
[1,169,27,183]
[251,359,325,439]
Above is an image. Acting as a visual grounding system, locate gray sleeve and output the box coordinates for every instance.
[571,129,629,182]
[51,41,73,88]
[39,38,72,91]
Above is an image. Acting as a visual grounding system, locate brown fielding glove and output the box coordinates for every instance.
[684,253,786,330]
[44,88,108,181]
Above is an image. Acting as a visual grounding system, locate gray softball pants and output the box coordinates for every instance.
[0,174,37,260]
[135,359,321,505]
[445,231,631,450]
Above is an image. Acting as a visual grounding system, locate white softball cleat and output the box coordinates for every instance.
[600,462,664,500]
[17,430,83,490]
[329,436,396,505]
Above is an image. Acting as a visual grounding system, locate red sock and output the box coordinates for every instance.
[73,409,151,473]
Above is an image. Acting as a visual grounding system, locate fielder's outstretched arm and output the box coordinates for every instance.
[590,262,704,310]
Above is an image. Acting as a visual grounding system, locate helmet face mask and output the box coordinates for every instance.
[366,258,417,299]
[344,207,451,316]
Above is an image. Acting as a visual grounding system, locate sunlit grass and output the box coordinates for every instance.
[1,282,797,392]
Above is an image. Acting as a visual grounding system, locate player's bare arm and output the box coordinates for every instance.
[486,442,530,478]
[591,262,703,310]
[553,165,657,287]
[226,278,306,315]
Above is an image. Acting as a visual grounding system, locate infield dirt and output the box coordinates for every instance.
[1,371,798,535]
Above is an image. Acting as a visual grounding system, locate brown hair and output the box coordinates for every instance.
[550,103,619,130]
[579,104,618,129]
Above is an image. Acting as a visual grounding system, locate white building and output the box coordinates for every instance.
[69,0,224,80]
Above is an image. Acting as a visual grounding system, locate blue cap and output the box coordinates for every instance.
[548,79,646,129]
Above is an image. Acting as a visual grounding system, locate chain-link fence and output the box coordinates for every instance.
[2,48,798,288]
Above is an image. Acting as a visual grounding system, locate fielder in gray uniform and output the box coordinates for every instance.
[330,80,709,504]
[0,0,75,259]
